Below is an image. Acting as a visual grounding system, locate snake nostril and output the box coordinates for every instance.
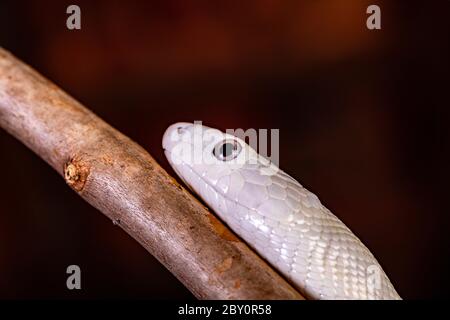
[177,126,185,134]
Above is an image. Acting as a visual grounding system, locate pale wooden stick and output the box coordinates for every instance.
[0,48,303,300]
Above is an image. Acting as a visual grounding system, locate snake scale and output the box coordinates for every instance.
[162,122,401,300]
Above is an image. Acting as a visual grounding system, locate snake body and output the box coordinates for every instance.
[162,122,400,300]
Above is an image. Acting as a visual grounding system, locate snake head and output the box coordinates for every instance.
[162,122,277,198]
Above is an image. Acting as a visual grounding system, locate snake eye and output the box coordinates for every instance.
[213,139,242,161]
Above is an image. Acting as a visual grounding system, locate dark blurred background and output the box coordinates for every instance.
[0,0,448,299]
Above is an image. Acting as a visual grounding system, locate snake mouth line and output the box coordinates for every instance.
[163,148,249,209]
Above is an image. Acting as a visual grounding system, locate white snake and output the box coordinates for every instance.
[162,122,401,300]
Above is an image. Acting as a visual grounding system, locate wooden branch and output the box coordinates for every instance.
[0,48,303,300]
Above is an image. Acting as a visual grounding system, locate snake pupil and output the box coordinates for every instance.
[221,143,233,157]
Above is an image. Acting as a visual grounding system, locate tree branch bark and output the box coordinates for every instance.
[0,48,303,300]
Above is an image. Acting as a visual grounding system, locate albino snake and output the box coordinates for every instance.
[162,122,401,300]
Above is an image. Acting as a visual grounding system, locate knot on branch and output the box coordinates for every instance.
[64,157,90,192]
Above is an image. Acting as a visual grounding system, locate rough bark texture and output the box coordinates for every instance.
[0,48,303,300]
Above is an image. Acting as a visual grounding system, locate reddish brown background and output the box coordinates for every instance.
[0,0,448,299]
